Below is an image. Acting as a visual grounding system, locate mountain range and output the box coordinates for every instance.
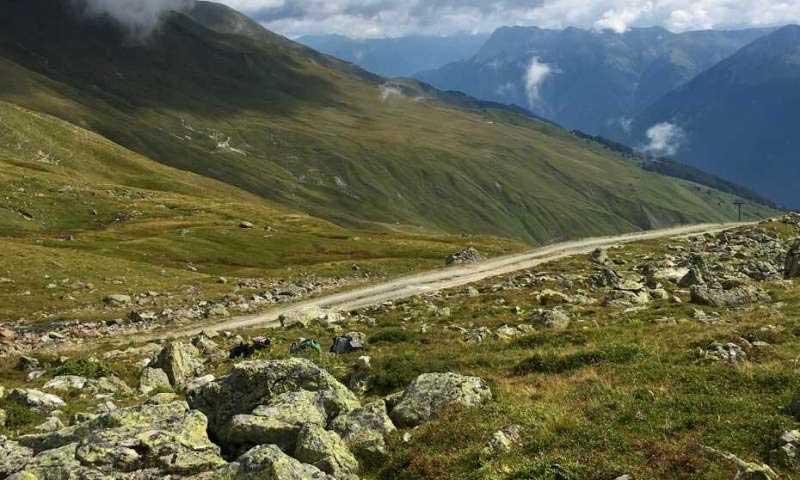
[416,26,772,139]
[629,25,800,208]
[297,33,490,78]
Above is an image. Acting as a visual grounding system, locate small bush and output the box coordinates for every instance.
[0,399,44,430]
[55,358,112,379]
[514,345,644,375]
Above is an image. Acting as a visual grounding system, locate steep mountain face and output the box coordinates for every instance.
[0,0,775,244]
[416,26,771,137]
[630,25,800,208]
[297,33,490,77]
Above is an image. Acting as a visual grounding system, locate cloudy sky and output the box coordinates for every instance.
[215,0,800,38]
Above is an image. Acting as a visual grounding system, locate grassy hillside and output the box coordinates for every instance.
[0,100,521,322]
[0,0,776,245]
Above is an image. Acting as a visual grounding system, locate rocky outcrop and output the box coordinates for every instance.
[446,247,484,266]
[0,436,32,478]
[529,308,570,330]
[188,359,359,451]
[11,402,225,478]
[389,373,492,427]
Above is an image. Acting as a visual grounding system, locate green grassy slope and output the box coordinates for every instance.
[0,0,776,245]
[0,100,521,322]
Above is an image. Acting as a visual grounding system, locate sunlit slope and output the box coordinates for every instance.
[0,0,775,243]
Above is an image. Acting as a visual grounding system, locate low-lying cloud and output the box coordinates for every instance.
[74,0,195,38]
[217,0,800,38]
[641,122,685,157]
[524,57,553,107]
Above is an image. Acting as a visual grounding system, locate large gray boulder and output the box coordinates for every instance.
[690,285,771,308]
[153,341,206,388]
[226,390,328,450]
[294,424,360,479]
[786,239,800,279]
[12,401,225,477]
[219,444,333,479]
[390,373,492,428]
[529,308,570,330]
[189,358,359,449]
[330,400,395,464]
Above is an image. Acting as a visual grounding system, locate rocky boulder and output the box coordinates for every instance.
[188,358,359,450]
[153,341,205,388]
[529,308,570,330]
[294,424,360,479]
[0,436,32,478]
[330,400,396,464]
[139,367,173,395]
[219,444,333,479]
[446,247,484,266]
[389,373,492,428]
[690,285,771,308]
[7,388,65,412]
[12,402,225,477]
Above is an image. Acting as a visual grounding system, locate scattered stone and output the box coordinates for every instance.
[770,430,800,470]
[703,341,747,363]
[103,294,131,306]
[390,372,492,427]
[494,325,522,340]
[703,445,777,480]
[536,289,572,306]
[591,248,609,265]
[239,221,255,229]
[280,306,326,329]
[529,308,570,330]
[0,436,33,477]
[43,375,88,392]
[446,247,484,266]
[483,424,523,455]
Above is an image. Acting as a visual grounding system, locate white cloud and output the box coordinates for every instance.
[524,57,553,106]
[214,0,800,38]
[379,84,403,101]
[641,122,685,156]
[75,0,194,37]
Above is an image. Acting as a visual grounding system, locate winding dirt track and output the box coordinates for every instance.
[139,222,749,342]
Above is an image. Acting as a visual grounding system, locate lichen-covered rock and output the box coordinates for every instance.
[153,341,205,388]
[14,401,225,476]
[226,390,327,450]
[139,367,173,395]
[690,285,771,308]
[529,308,570,330]
[482,425,523,455]
[536,289,571,306]
[294,424,360,479]
[8,388,65,412]
[390,373,492,428]
[219,444,333,479]
[193,334,226,362]
[189,358,359,449]
[43,375,88,392]
[0,436,33,477]
[330,401,396,464]
[280,307,326,329]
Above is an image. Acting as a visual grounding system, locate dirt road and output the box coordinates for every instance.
[140,222,748,341]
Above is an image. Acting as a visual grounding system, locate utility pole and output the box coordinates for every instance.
[734,201,745,222]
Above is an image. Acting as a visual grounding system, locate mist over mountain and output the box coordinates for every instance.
[416,26,772,138]
[297,33,490,77]
[630,25,800,208]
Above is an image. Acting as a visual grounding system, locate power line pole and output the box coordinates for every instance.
[734,201,745,222]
